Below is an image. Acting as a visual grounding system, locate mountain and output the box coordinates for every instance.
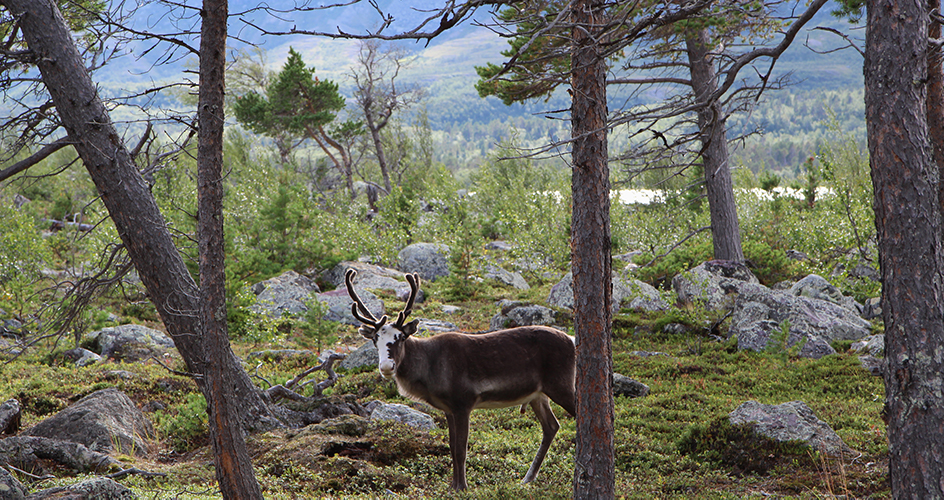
[92,1,864,171]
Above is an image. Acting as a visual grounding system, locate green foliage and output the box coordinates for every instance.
[438,201,490,302]
[632,241,713,289]
[154,392,209,453]
[227,171,339,281]
[471,146,571,271]
[233,47,346,140]
[0,201,52,317]
[298,298,339,351]
[741,239,795,285]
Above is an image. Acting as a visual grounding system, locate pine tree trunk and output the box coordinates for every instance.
[686,30,744,262]
[197,0,264,497]
[865,0,944,497]
[929,0,944,212]
[570,1,615,498]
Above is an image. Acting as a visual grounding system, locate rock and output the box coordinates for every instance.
[850,334,884,357]
[87,324,175,363]
[26,477,135,500]
[613,373,649,398]
[862,297,882,320]
[789,274,844,306]
[483,264,530,290]
[324,262,425,303]
[397,243,451,282]
[615,278,669,312]
[0,399,20,435]
[549,272,668,313]
[0,466,26,500]
[849,262,881,282]
[489,300,556,330]
[441,305,461,315]
[673,260,759,311]
[340,342,378,371]
[729,282,872,358]
[315,288,384,326]
[485,240,513,251]
[307,414,370,437]
[322,262,404,289]
[858,355,884,376]
[729,400,853,457]
[26,388,154,457]
[785,249,809,261]
[62,348,101,367]
[417,319,458,333]
[370,403,437,431]
[250,270,320,318]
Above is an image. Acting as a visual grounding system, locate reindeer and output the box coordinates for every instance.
[345,269,576,490]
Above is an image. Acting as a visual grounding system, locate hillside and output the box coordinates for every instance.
[84,1,865,175]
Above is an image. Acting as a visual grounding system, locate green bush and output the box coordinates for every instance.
[0,201,52,318]
[155,392,208,453]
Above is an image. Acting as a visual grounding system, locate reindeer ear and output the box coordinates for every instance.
[359,326,377,341]
[401,319,419,337]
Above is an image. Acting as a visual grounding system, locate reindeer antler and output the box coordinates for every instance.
[394,273,420,329]
[345,269,387,336]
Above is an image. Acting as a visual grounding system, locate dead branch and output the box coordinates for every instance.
[0,137,71,182]
[263,352,347,401]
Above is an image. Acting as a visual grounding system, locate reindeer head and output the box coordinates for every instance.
[345,269,420,378]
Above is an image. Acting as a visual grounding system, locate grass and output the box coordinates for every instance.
[0,278,890,499]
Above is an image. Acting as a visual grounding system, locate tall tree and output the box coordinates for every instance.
[350,39,423,194]
[685,28,744,261]
[865,0,944,496]
[476,0,826,263]
[232,48,360,197]
[197,0,264,496]
[570,2,615,497]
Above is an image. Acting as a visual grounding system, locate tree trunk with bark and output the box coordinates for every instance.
[865,0,944,497]
[929,0,944,212]
[686,29,744,262]
[1,0,279,433]
[197,0,264,497]
[570,1,615,498]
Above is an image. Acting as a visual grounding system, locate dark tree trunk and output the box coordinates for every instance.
[686,30,744,262]
[570,1,615,498]
[930,0,944,212]
[365,111,392,193]
[197,0,264,497]
[865,0,944,497]
[1,0,279,433]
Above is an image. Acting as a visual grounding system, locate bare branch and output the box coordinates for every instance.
[0,137,71,182]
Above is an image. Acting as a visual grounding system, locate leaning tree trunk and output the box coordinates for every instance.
[197,0,265,497]
[571,0,615,498]
[686,30,745,263]
[2,0,279,433]
[865,0,944,497]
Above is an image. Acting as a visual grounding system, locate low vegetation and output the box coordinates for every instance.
[0,120,888,497]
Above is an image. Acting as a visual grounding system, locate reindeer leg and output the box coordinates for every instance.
[523,394,560,484]
[445,412,470,490]
[446,410,471,490]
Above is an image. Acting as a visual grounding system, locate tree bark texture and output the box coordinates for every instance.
[686,30,744,263]
[865,0,944,497]
[929,0,944,212]
[1,0,278,433]
[197,0,264,497]
[571,1,615,498]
